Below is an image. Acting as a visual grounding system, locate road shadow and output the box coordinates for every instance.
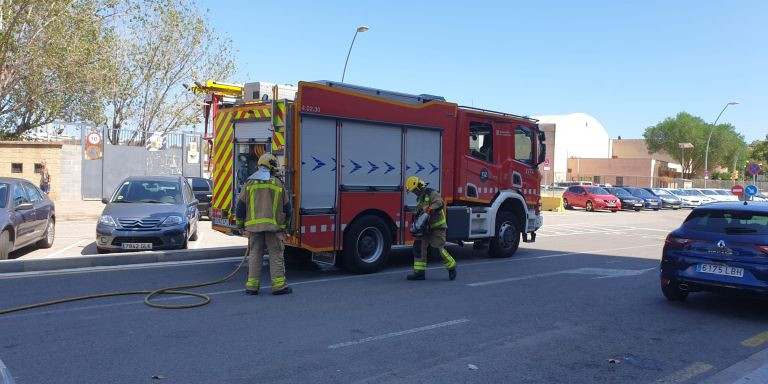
[80,242,100,255]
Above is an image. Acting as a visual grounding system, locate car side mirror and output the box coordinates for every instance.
[16,202,34,211]
[190,199,199,206]
[101,197,109,204]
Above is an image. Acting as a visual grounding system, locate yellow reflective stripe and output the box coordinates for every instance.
[441,249,456,269]
[244,180,282,227]
[414,261,427,270]
[271,277,286,287]
[430,208,447,228]
[246,278,259,288]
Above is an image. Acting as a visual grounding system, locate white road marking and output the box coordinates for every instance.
[327,319,470,349]
[0,358,15,384]
[650,362,712,384]
[45,239,89,258]
[468,260,658,287]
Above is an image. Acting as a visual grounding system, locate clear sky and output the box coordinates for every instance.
[199,0,766,143]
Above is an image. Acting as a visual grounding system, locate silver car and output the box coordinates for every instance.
[96,176,199,253]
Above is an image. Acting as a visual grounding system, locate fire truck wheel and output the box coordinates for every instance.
[343,215,392,274]
[489,211,520,258]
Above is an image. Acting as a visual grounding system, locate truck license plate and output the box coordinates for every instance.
[122,243,152,250]
[697,263,744,277]
[213,218,230,226]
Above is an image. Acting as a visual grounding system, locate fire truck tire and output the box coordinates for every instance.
[343,215,392,274]
[489,211,520,258]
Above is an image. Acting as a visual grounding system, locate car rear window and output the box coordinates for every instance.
[683,210,768,235]
[0,183,8,208]
[189,178,210,191]
[628,188,653,198]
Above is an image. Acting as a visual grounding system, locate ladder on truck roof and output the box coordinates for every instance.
[313,80,446,105]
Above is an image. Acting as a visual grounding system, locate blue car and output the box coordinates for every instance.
[622,187,662,210]
[660,201,768,300]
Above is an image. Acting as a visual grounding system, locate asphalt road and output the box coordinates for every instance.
[2,209,768,384]
[9,219,247,260]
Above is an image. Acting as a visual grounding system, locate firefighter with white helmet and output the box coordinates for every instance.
[236,153,293,295]
[405,175,457,281]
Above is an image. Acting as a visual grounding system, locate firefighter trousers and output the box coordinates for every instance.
[413,228,456,272]
[246,231,288,291]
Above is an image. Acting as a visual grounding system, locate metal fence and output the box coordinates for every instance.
[81,128,203,199]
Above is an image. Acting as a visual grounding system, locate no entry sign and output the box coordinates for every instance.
[731,185,744,196]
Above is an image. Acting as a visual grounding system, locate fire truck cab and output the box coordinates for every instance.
[205,80,545,273]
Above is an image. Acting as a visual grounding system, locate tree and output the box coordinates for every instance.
[104,0,235,144]
[0,0,117,139]
[644,112,747,178]
[747,134,768,163]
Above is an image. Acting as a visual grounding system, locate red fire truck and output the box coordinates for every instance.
[199,80,545,273]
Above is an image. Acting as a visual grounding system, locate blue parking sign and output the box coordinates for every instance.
[745,185,758,197]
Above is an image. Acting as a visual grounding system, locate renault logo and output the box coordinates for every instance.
[717,240,726,249]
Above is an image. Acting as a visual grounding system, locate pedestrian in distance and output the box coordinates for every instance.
[39,160,51,195]
[404,175,457,281]
[235,153,293,295]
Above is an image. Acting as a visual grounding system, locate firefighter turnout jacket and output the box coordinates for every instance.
[235,176,291,233]
[417,188,447,230]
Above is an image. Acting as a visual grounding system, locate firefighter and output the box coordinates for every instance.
[236,153,293,295]
[405,176,457,281]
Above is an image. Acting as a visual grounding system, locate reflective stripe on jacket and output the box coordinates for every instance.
[236,177,290,232]
[417,188,447,229]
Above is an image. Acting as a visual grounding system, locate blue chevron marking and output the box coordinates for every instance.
[367,161,379,174]
[384,161,395,174]
[415,162,425,174]
[312,156,326,171]
[350,159,362,173]
[429,162,439,174]
[331,157,336,172]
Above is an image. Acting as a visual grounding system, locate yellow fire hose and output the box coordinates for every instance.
[0,251,249,316]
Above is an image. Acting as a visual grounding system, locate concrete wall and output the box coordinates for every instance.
[0,142,63,200]
[58,144,82,200]
[611,139,676,163]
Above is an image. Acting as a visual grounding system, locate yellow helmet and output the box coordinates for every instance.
[405,176,426,193]
[258,153,279,172]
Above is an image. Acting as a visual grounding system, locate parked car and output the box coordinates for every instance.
[96,176,199,253]
[695,188,732,202]
[622,187,662,210]
[0,177,56,260]
[713,189,739,202]
[754,192,768,202]
[667,189,701,209]
[684,189,716,204]
[660,201,768,300]
[646,188,682,210]
[605,187,645,211]
[186,177,213,219]
[562,186,621,212]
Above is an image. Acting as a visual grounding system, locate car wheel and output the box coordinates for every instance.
[181,230,189,249]
[189,226,199,241]
[653,208,660,211]
[0,230,12,260]
[673,207,680,210]
[586,201,594,212]
[611,210,618,213]
[37,218,55,248]
[342,215,392,274]
[489,211,520,258]
[563,198,572,210]
[634,208,641,212]
[661,281,689,301]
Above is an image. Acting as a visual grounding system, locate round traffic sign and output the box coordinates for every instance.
[731,185,744,196]
[748,163,762,176]
[745,185,758,197]
[87,131,102,146]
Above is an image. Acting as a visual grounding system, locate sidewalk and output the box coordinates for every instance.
[54,200,104,222]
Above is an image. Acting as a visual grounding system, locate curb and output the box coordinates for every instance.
[0,246,247,274]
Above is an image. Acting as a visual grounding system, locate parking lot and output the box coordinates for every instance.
[3,207,768,383]
[9,218,247,260]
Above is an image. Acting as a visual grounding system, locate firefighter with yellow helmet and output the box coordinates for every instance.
[405,175,457,281]
[235,153,293,295]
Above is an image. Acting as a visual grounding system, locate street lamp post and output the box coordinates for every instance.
[341,26,369,83]
[704,101,739,187]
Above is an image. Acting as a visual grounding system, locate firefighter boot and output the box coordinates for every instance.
[272,286,293,295]
[245,277,259,295]
[407,270,426,280]
[448,267,457,281]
